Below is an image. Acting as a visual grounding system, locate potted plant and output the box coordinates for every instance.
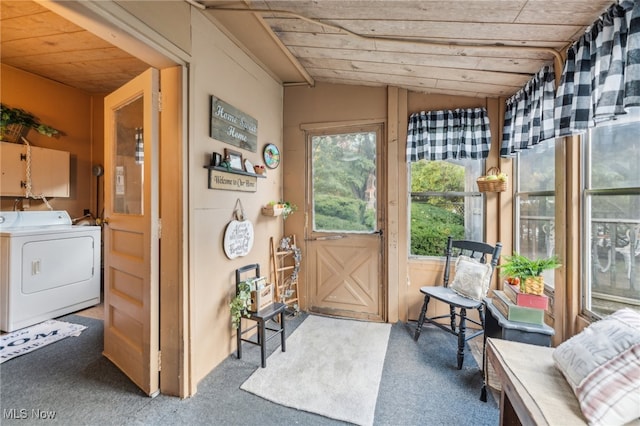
[0,103,60,142]
[499,253,561,295]
[230,281,252,329]
[263,201,298,220]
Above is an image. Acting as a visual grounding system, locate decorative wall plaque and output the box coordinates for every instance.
[210,96,258,152]
[208,168,257,192]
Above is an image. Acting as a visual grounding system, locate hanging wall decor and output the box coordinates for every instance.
[263,143,280,169]
[210,95,258,152]
[223,199,255,259]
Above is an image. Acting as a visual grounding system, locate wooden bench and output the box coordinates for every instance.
[486,338,587,425]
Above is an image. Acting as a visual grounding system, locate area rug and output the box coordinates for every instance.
[240,315,391,426]
[0,319,87,364]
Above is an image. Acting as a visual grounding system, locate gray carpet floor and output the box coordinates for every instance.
[0,313,498,425]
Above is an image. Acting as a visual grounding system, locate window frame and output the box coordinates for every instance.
[581,111,640,320]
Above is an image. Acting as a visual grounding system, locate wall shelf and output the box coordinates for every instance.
[203,165,266,178]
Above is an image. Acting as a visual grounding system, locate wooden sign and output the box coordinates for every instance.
[210,96,258,152]
[208,169,257,192]
[223,219,254,259]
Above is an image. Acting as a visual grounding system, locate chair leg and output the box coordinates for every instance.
[280,310,286,352]
[457,308,467,370]
[236,320,242,360]
[449,305,457,332]
[414,294,431,341]
[259,320,267,368]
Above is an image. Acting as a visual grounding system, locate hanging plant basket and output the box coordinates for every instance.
[1,124,28,143]
[477,166,507,193]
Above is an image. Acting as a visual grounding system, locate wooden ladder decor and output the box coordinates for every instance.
[270,235,301,313]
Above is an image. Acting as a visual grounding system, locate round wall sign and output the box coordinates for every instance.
[263,143,280,169]
[223,219,254,259]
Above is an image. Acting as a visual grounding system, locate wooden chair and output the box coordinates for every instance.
[235,264,287,368]
[414,237,502,369]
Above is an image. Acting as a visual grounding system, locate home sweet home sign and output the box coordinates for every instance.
[210,96,258,152]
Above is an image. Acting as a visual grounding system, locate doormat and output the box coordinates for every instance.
[0,320,87,364]
[241,315,391,426]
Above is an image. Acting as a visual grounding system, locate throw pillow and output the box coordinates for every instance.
[448,255,493,301]
[552,308,640,426]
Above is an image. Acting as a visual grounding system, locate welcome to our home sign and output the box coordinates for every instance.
[210,96,258,152]
[208,168,257,192]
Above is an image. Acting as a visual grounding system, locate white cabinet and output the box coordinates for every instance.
[0,141,70,197]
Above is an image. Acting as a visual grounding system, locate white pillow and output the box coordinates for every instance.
[448,255,493,301]
[552,308,640,426]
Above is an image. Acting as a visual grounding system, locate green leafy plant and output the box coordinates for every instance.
[230,281,251,329]
[0,103,60,139]
[499,253,561,279]
[268,200,298,220]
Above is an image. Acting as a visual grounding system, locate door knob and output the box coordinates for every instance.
[97,217,109,226]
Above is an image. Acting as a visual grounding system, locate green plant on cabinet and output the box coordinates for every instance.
[0,103,60,140]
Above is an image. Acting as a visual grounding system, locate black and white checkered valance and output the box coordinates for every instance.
[406,108,491,162]
[501,65,556,158]
[555,0,640,136]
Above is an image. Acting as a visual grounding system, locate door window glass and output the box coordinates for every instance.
[113,96,144,215]
[311,130,377,233]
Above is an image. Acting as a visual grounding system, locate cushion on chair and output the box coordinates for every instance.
[552,308,640,426]
[448,255,493,301]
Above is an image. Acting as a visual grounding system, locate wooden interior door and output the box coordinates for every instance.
[306,124,385,321]
[103,68,160,396]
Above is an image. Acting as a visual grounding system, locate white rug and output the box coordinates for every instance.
[241,315,391,426]
[0,320,87,364]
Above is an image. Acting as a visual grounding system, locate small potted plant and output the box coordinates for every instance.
[230,281,252,329]
[0,103,60,143]
[262,201,298,219]
[499,253,561,295]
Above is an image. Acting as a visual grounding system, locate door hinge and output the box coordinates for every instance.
[158,92,163,112]
[157,218,162,239]
[158,351,162,372]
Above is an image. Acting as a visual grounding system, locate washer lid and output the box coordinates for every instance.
[0,211,72,230]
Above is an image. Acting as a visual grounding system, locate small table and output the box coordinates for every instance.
[480,297,555,401]
[484,298,554,346]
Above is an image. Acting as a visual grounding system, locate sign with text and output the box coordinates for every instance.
[210,96,258,152]
[208,169,257,192]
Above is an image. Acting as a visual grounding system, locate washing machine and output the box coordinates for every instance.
[0,210,101,332]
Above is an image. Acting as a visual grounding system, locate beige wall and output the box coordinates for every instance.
[0,64,102,219]
[188,10,284,384]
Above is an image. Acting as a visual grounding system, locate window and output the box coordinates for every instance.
[310,129,378,233]
[409,159,484,256]
[514,138,556,288]
[583,110,640,319]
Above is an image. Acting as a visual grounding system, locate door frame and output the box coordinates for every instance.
[42,1,190,398]
[302,120,388,321]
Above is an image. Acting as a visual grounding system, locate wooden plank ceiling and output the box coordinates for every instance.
[2,0,614,99]
[204,0,614,98]
[0,1,149,93]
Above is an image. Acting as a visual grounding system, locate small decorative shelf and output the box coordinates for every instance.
[204,165,265,192]
[261,205,284,216]
[204,165,267,178]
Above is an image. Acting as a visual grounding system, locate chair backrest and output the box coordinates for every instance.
[236,263,260,294]
[442,236,502,288]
